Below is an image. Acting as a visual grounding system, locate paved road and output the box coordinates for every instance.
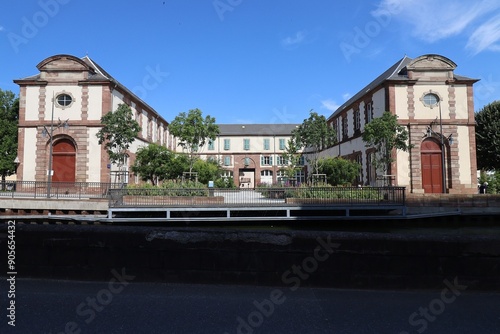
[1,278,499,334]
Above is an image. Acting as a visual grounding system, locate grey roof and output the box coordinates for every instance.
[14,55,166,123]
[327,56,412,121]
[81,56,163,119]
[327,55,477,121]
[217,124,300,136]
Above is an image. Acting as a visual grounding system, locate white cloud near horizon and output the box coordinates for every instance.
[373,0,500,50]
[342,93,351,101]
[467,13,500,54]
[321,99,340,112]
[281,31,307,48]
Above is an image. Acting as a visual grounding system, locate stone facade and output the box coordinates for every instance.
[324,54,478,194]
[14,54,171,184]
[196,124,305,187]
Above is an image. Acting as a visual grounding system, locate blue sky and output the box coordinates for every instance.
[1,0,500,124]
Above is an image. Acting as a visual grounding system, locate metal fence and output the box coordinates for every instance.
[109,186,406,208]
[0,181,124,200]
[0,181,406,207]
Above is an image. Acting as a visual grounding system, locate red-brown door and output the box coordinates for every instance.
[52,139,76,182]
[421,140,442,193]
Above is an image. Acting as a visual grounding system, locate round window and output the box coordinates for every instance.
[422,93,439,107]
[56,94,73,107]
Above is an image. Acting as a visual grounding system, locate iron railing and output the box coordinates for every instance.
[109,186,406,208]
[0,181,124,200]
[0,181,406,207]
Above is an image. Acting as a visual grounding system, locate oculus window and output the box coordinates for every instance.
[422,93,440,108]
[56,93,73,108]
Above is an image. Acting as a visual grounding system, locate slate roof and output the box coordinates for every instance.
[217,124,300,136]
[14,55,163,121]
[327,56,412,121]
[327,55,477,121]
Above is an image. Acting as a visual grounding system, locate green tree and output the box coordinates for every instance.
[192,158,221,185]
[0,89,19,187]
[131,143,176,185]
[96,104,141,181]
[280,137,303,185]
[475,101,500,171]
[293,110,337,179]
[318,157,360,186]
[169,108,219,175]
[362,111,411,181]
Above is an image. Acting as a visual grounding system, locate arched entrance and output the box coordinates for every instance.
[421,139,442,193]
[52,138,76,182]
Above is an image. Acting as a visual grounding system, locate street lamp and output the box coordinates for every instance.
[41,93,69,198]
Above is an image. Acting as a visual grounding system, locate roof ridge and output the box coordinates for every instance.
[82,55,108,79]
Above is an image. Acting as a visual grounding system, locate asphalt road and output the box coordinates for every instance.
[1,278,499,334]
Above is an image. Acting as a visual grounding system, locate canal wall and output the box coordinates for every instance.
[2,222,499,291]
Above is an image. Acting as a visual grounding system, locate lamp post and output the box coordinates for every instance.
[42,93,69,198]
[438,100,446,193]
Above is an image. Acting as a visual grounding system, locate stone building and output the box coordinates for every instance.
[196,124,304,188]
[14,54,172,184]
[323,54,478,193]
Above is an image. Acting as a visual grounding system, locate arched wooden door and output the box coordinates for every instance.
[52,139,76,182]
[421,139,442,193]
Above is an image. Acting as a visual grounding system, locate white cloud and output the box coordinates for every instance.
[373,0,500,43]
[321,99,340,112]
[466,13,500,54]
[281,31,307,48]
[342,93,351,101]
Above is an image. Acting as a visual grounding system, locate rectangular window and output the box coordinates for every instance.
[224,139,230,150]
[208,139,215,151]
[366,102,373,123]
[263,138,270,150]
[279,138,286,150]
[261,156,273,166]
[342,116,348,139]
[298,156,305,166]
[224,156,231,166]
[277,156,287,165]
[354,109,361,132]
[243,138,250,150]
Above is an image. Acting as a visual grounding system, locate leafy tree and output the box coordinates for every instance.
[132,143,176,185]
[169,108,219,174]
[293,110,337,179]
[169,153,190,179]
[279,137,303,185]
[318,157,360,186]
[0,89,19,187]
[192,158,221,185]
[96,103,141,181]
[475,101,500,171]
[362,111,411,181]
